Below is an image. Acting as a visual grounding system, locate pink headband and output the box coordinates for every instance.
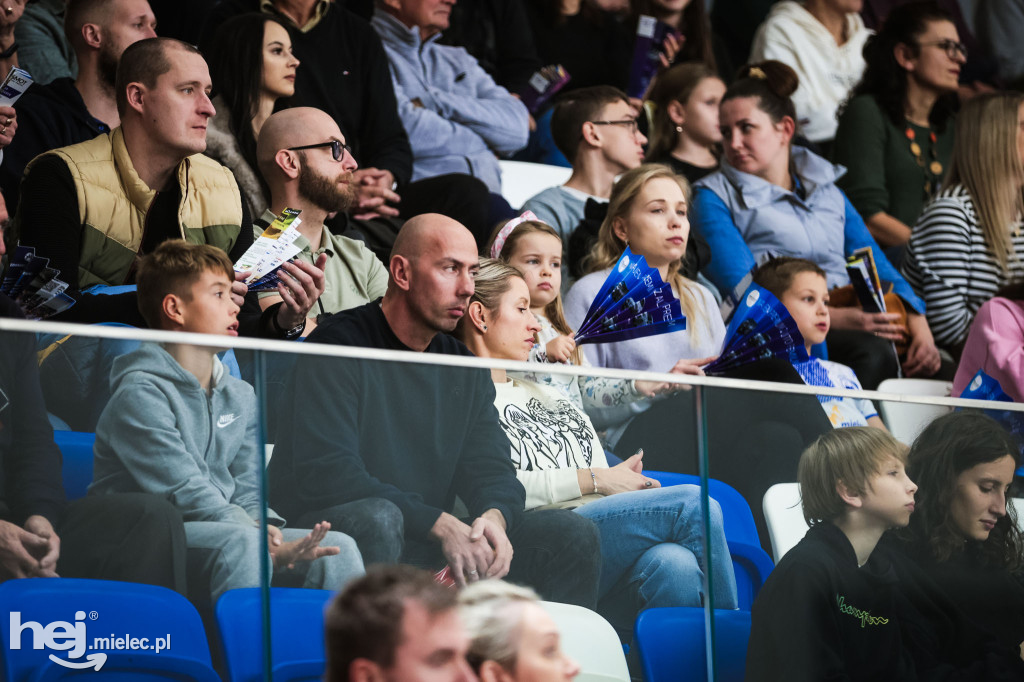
[490,210,541,259]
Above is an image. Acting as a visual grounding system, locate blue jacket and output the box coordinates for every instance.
[693,146,924,313]
[371,11,529,193]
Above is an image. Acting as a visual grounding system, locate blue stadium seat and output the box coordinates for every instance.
[634,607,752,682]
[0,577,219,681]
[215,587,335,682]
[53,430,96,501]
[645,471,775,609]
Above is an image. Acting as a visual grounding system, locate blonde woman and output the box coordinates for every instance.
[564,165,831,533]
[455,262,738,638]
[564,163,723,375]
[460,582,581,682]
[902,92,1024,355]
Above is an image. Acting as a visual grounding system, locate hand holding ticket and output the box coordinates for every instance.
[0,66,32,106]
[233,208,303,284]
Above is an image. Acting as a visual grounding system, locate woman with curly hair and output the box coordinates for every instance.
[832,2,962,264]
[898,411,1024,651]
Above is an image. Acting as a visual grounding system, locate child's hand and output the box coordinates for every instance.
[545,335,576,363]
[270,522,340,570]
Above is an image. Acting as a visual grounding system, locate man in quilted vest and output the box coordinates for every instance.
[12,36,324,338]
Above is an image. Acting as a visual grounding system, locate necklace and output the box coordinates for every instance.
[905,125,943,197]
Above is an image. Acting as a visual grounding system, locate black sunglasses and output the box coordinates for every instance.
[287,139,353,162]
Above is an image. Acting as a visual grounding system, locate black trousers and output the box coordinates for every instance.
[307,497,602,609]
[58,493,187,594]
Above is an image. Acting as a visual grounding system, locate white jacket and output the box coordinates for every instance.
[750,1,871,142]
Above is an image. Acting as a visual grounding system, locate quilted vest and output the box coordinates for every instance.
[34,127,244,288]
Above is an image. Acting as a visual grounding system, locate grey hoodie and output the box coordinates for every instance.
[90,343,279,526]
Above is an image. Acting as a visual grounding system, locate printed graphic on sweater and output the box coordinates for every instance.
[499,397,594,471]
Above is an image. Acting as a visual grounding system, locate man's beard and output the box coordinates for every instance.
[98,44,120,91]
[297,162,357,214]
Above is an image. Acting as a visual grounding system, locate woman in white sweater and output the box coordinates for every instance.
[455,259,738,636]
[750,0,871,145]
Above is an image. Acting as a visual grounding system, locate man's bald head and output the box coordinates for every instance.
[386,214,479,342]
[256,107,345,177]
[257,107,358,214]
[390,213,476,264]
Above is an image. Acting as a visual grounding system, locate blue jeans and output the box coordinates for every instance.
[574,484,739,635]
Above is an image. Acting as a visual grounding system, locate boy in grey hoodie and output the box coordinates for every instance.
[89,240,364,602]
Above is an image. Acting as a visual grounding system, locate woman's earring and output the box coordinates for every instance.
[482,325,488,331]
[675,125,683,133]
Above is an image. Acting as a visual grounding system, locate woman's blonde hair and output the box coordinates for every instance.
[453,258,525,342]
[582,164,707,339]
[646,61,721,161]
[459,581,541,673]
[487,220,583,365]
[944,91,1024,271]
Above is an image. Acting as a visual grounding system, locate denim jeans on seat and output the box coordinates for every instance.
[574,484,739,635]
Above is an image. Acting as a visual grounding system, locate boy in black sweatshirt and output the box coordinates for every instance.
[745,427,919,681]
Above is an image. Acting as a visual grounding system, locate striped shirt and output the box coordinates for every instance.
[902,184,1024,349]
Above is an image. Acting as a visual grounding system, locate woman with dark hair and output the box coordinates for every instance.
[691,60,942,389]
[897,411,1024,655]
[204,13,299,216]
[832,2,962,263]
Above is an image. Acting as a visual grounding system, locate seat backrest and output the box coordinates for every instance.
[634,607,751,682]
[216,587,334,682]
[54,430,97,500]
[541,601,630,682]
[644,472,761,546]
[0,577,218,681]
[1010,498,1024,534]
[497,160,573,210]
[762,483,809,563]
[644,471,774,608]
[876,379,953,445]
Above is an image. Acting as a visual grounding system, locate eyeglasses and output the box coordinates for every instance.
[287,139,353,162]
[917,39,968,60]
[589,119,640,134]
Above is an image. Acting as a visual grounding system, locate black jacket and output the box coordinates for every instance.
[0,77,109,213]
[201,0,414,187]
[268,300,526,537]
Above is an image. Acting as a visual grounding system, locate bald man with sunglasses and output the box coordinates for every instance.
[255,107,389,336]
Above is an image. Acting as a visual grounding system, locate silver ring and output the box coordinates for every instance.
[468,570,478,576]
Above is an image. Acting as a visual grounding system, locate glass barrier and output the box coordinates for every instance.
[2,316,1022,681]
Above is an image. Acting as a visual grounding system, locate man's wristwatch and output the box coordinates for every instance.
[272,313,306,340]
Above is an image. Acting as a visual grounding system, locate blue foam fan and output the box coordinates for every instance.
[574,247,686,345]
[958,370,1024,460]
[703,283,808,375]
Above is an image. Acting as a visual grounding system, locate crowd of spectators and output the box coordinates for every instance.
[0,0,1023,679]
